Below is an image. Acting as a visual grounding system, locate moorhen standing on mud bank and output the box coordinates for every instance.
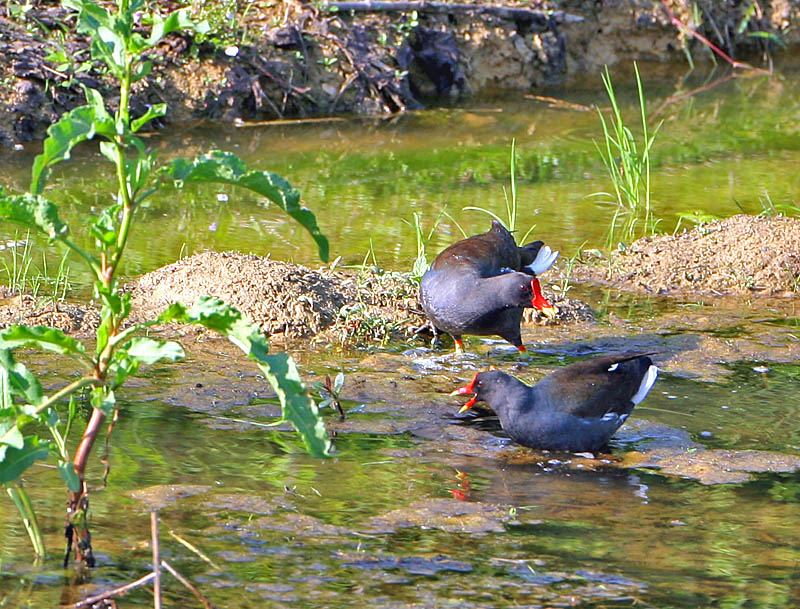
[451,353,659,453]
[420,220,559,354]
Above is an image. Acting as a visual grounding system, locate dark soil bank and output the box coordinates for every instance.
[2,0,800,144]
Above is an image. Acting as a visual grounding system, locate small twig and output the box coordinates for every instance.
[650,69,765,121]
[659,0,768,72]
[524,94,594,112]
[650,72,735,120]
[151,512,162,609]
[41,63,70,79]
[233,116,346,127]
[64,572,156,608]
[93,405,120,492]
[162,560,221,609]
[168,530,222,571]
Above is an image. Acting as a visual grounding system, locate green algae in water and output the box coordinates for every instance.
[3,66,800,290]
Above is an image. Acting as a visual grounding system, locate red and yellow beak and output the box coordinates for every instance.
[530,278,556,319]
[450,371,480,413]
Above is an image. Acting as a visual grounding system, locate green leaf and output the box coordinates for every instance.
[90,387,116,417]
[158,151,329,261]
[31,106,103,194]
[333,371,344,394]
[90,203,121,248]
[147,9,210,46]
[160,298,333,458]
[131,103,166,132]
[256,351,332,458]
[0,326,87,357]
[0,436,51,484]
[0,349,45,407]
[81,86,116,137]
[58,460,82,492]
[63,0,127,74]
[124,337,184,365]
[131,59,152,83]
[0,423,24,450]
[109,354,138,389]
[0,192,68,240]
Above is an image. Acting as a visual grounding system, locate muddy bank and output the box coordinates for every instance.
[126,250,579,345]
[3,0,799,144]
[3,213,799,350]
[572,214,800,297]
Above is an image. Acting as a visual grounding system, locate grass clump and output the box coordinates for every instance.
[593,63,662,249]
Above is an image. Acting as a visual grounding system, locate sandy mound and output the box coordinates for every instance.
[0,291,99,335]
[129,251,422,342]
[572,215,800,296]
[128,251,583,344]
[1,252,587,342]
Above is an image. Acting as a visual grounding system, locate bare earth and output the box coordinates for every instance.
[127,250,581,345]
[2,214,799,341]
[572,214,800,296]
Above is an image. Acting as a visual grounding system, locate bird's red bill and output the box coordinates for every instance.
[530,278,556,318]
[450,371,480,413]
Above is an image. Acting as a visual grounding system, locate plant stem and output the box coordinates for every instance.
[7,483,45,558]
[33,377,100,416]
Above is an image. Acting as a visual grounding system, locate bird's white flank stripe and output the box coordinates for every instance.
[525,246,560,275]
[631,365,658,405]
[608,363,619,372]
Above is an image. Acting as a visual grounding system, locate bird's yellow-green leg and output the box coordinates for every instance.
[517,345,531,360]
[454,338,465,356]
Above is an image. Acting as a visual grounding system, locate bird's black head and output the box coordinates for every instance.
[496,274,534,308]
[451,370,511,413]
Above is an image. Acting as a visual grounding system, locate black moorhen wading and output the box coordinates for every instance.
[451,353,659,453]
[420,220,559,354]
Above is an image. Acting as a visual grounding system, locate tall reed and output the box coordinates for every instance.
[594,63,661,248]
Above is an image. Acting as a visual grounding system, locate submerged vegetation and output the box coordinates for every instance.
[0,0,331,584]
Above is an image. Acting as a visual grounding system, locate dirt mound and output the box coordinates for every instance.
[129,251,422,342]
[572,214,800,296]
[0,292,99,335]
[131,251,352,338]
[128,251,586,344]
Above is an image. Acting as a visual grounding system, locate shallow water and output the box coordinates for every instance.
[2,61,800,607]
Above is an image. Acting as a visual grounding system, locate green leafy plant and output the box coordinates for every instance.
[0,0,331,566]
[673,210,721,234]
[552,241,586,298]
[313,372,345,420]
[593,63,661,249]
[407,209,453,282]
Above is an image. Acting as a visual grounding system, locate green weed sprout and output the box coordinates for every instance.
[593,63,662,249]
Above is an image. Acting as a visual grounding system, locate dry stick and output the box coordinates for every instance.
[64,572,156,608]
[325,1,583,24]
[162,560,221,609]
[658,0,768,72]
[524,94,594,112]
[168,530,222,571]
[151,512,162,609]
[649,72,735,120]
